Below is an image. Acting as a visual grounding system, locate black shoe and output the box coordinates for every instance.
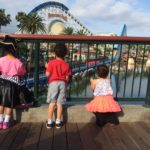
[55,122,63,129]
[46,121,54,129]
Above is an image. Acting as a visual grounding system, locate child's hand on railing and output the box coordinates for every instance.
[90,78,94,83]
[45,63,48,68]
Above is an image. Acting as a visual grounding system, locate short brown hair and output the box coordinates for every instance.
[97,64,109,78]
[54,44,67,58]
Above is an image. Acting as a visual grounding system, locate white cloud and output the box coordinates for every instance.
[1,0,68,18]
[70,0,150,36]
[1,0,150,36]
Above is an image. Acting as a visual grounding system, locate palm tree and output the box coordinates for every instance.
[16,12,46,70]
[16,12,27,33]
[0,9,11,32]
[16,12,46,34]
[62,27,74,35]
[76,29,87,35]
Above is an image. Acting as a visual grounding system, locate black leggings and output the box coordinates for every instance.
[94,112,119,127]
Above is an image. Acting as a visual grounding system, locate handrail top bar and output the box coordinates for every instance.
[0,34,150,42]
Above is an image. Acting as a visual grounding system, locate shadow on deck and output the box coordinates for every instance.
[0,122,150,150]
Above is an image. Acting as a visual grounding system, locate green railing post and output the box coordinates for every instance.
[144,67,150,107]
[34,40,40,101]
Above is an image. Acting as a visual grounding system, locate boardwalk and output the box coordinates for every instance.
[0,122,150,150]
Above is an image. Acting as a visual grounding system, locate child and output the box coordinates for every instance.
[0,35,26,129]
[46,44,71,129]
[85,64,121,127]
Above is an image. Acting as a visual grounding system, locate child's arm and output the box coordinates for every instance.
[66,64,72,83]
[66,76,70,83]
[90,78,97,91]
[18,63,26,76]
[45,62,50,77]
[108,78,112,85]
[45,63,48,69]
[45,71,50,77]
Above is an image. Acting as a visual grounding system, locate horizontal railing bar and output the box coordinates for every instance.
[67,97,146,101]
[1,34,150,43]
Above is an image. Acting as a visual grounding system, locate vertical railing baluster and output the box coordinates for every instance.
[24,41,28,86]
[138,44,146,96]
[34,40,40,100]
[123,44,130,96]
[68,43,74,101]
[46,42,49,62]
[103,44,106,63]
[25,42,28,70]
[110,44,114,78]
[131,44,138,97]
[76,43,82,96]
[84,44,90,96]
[94,43,99,80]
[116,44,122,98]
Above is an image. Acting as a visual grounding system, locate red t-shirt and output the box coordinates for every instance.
[46,58,71,83]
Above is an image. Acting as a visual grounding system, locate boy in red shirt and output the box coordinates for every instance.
[46,44,71,129]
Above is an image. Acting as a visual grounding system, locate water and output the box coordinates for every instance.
[68,68,149,98]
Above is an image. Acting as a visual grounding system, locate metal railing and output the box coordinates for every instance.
[0,34,150,107]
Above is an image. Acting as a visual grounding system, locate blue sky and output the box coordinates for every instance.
[1,0,150,37]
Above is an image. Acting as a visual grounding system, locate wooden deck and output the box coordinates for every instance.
[0,122,150,150]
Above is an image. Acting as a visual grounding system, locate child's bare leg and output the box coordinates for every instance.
[48,103,56,120]
[0,106,4,122]
[5,107,12,116]
[0,106,4,114]
[4,107,12,122]
[56,103,62,121]
[46,103,56,128]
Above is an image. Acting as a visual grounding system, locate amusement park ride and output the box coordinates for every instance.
[17,1,92,35]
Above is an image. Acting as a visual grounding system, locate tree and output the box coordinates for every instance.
[16,12,46,71]
[15,12,26,28]
[76,29,87,35]
[0,9,11,32]
[62,27,74,35]
[16,12,46,34]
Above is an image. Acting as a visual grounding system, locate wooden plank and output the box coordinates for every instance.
[129,122,150,147]
[0,123,22,150]
[85,123,112,150]
[90,124,116,150]
[37,123,53,150]
[114,124,140,150]
[120,123,150,150]
[102,125,128,150]
[0,126,10,145]
[22,123,43,150]
[77,123,98,150]
[100,125,121,150]
[66,123,82,150]
[144,122,150,128]
[53,124,67,150]
[10,123,31,150]
[139,122,150,134]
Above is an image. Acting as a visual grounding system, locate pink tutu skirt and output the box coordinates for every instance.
[85,95,121,113]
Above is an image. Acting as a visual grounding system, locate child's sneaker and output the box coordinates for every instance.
[46,121,54,129]
[0,121,3,129]
[2,122,9,129]
[55,122,63,129]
